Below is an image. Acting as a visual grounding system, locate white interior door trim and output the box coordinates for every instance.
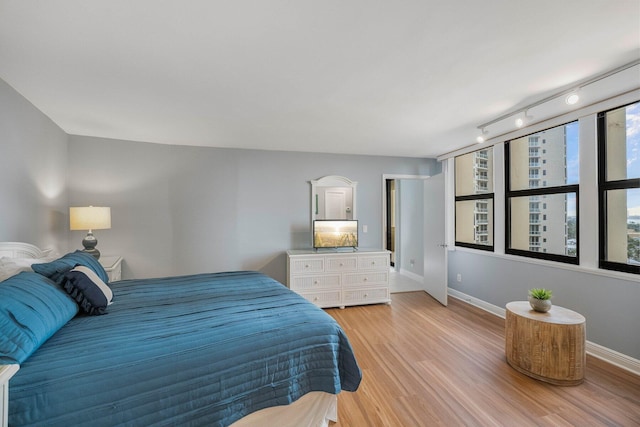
[381,174,431,251]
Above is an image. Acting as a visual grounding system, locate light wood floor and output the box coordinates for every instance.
[325,292,640,427]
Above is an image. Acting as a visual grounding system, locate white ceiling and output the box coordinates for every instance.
[0,1,639,158]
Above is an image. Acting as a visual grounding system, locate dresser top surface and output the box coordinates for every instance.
[287,248,390,256]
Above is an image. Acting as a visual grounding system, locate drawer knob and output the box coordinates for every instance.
[314,280,319,284]
[363,277,368,282]
[339,263,344,267]
[371,261,376,265]
[305,264,310,268]
[313,296,319,301]
[364,293,368,298]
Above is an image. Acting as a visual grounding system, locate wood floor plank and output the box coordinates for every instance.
[326,291,640,426]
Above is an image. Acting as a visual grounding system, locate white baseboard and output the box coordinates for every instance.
[448,288,506,318]
[585,341,640,375]
[448,288,640,377]
[397,268,423,284]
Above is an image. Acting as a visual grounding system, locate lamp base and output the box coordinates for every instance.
[81,248,101,260]
[82,231,101,260]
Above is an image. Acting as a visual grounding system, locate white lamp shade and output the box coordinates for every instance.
[69,207,111,231]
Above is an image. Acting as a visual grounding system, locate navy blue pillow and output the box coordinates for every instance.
[63,266,113,315]
[0,272,78,364]
[32,250,109,284]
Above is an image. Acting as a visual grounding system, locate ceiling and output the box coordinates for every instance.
[0,1,638,158]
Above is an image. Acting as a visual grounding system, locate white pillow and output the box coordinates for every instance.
[0,258,23,282]
[0,255,60,282]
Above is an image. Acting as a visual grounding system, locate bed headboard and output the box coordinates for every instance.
[0,242,46,259]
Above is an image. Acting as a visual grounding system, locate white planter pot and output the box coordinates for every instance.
[528,296,552,313]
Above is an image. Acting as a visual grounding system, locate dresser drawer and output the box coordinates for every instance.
[299,290,342,308]
[358,255,389,270]
[326,256,357,272]
[343,271,389,287]
[290,274,341,291]
[290,258,325,274]
[343,287,390,305]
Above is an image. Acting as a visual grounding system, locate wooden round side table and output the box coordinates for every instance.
[505,301,586,386]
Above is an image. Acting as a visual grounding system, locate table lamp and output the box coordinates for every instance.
[69,206,111,260]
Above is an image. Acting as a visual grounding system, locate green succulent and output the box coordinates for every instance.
[528,288,553,300]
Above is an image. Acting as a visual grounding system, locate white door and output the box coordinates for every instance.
[325,190,347,219]
[423,173,447,306]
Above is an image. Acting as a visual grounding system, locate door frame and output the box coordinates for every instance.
[381,174,432,260]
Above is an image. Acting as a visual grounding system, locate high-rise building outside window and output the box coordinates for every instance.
[598,101,640,274]
[455,147,494,250]
[505,122,579,263]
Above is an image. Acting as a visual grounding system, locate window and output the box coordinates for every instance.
[455,147,494,250]
[505,122,579,263]
[598,101,640,274]
[530,201,540,212]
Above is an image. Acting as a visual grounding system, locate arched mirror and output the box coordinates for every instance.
[310,175,357,220]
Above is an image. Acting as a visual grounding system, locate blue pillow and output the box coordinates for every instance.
[32,250,109,284]
[63,266,113,315]
[0,272,78,364]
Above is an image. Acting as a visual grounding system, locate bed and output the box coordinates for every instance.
[0,242,361,427]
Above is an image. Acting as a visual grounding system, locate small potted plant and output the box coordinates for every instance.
[528,288,553,312]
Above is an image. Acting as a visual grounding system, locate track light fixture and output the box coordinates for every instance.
[565,93,580,105]
[474,59,638,145]
[476,127,488,143]
[515,110,533,128]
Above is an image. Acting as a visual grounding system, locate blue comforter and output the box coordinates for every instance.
[9,271,361,426]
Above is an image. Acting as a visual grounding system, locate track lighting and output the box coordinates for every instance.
[476,127,488,143]
[515,110,533,128]
[474,59,638,145]
[565,93,580,105]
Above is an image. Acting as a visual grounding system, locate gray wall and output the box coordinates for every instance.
[448,250,640,359]
[397,179,424,277]
[67,135,437,283]
[0,79,69,251]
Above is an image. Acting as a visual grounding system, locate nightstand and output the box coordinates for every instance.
[99,256,123,282]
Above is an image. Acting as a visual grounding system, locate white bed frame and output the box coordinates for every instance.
[0,242,46,259]
[0,242,338,427]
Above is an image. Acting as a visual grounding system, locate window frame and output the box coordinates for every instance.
[454,148,495,252]
[597,101,640,274]
[504,123,580,264]
[455,194,495,251]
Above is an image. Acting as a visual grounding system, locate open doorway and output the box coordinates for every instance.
[382,173,447,302]
[382,174,430,278]
[385,179,396,267]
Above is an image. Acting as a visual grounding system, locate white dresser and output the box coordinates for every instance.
[286,249,391,308]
